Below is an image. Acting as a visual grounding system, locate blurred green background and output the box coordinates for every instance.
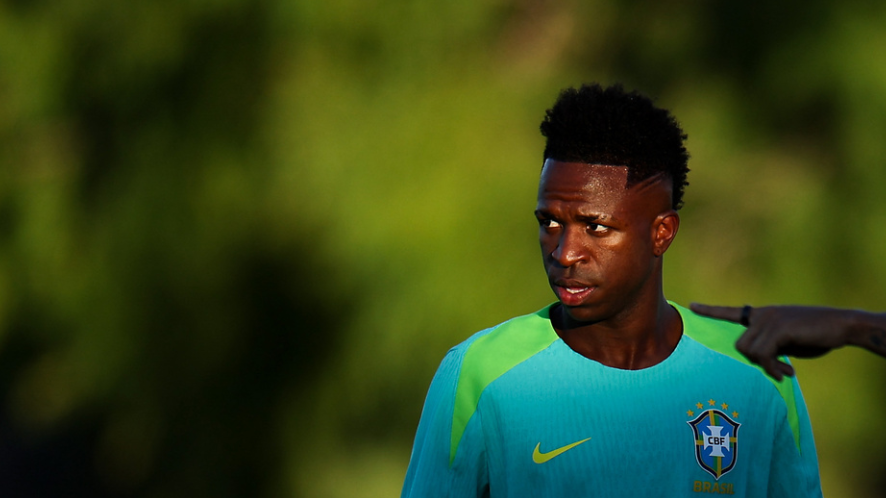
[1,0,885,496]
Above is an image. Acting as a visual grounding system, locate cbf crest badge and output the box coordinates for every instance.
[686,401,740,480]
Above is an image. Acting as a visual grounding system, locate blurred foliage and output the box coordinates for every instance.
[1,0,885,496]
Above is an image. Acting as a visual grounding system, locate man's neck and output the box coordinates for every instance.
[552,297,683,370]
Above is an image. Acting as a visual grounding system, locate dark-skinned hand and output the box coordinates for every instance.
[689,304,846,380]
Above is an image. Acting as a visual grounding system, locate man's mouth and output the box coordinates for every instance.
[554,284,595,306]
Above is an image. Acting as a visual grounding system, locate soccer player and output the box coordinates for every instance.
[690,303,886,380]
[401,84,822,497]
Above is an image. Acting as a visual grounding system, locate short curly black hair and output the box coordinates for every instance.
[540,83,690,209]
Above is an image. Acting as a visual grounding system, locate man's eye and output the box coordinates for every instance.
[588,223,607,233]
[540,219,561,228]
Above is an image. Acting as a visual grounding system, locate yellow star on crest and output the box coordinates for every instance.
[732,411,739,418]
[708,399,716,406]
[687,410,694,417]
[696,402,703,409]
[721,402,728,410]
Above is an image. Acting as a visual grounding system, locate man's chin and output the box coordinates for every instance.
[555,302,603,326]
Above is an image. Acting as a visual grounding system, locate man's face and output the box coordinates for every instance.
[535,159,678,325]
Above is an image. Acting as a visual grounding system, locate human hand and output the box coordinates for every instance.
[689,303,843,380]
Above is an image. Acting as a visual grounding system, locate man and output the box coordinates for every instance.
[401,84,822,497]
[691,303,886,380]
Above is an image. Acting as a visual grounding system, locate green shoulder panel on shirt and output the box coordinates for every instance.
[450,307,559,465]
[672,302,803,451]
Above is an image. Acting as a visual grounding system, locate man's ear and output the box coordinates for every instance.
[652,211,680,257]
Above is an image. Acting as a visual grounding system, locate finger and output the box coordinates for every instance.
[762,358,783,381]
[736,336,771,374]
[742,320,782,370]
[737,319,785,374]
[689,303,745,323]
[767,359,795,381]
[777,360,795,378]
[755,353,790,381]
[735,308,766,354]
[735,322,762,353]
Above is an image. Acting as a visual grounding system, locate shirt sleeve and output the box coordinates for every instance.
[401,348,489,498]
[767,375,822,497]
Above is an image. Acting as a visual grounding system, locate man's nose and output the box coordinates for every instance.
[551,227,586,267]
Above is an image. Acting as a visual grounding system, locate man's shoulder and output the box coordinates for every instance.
[673,300,790,395]
[672,301,749,363]
[448,305,559,357]
[441,305,560,388]
[673,301,810,449]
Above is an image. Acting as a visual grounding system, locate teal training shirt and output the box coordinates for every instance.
[401,303,822,497]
